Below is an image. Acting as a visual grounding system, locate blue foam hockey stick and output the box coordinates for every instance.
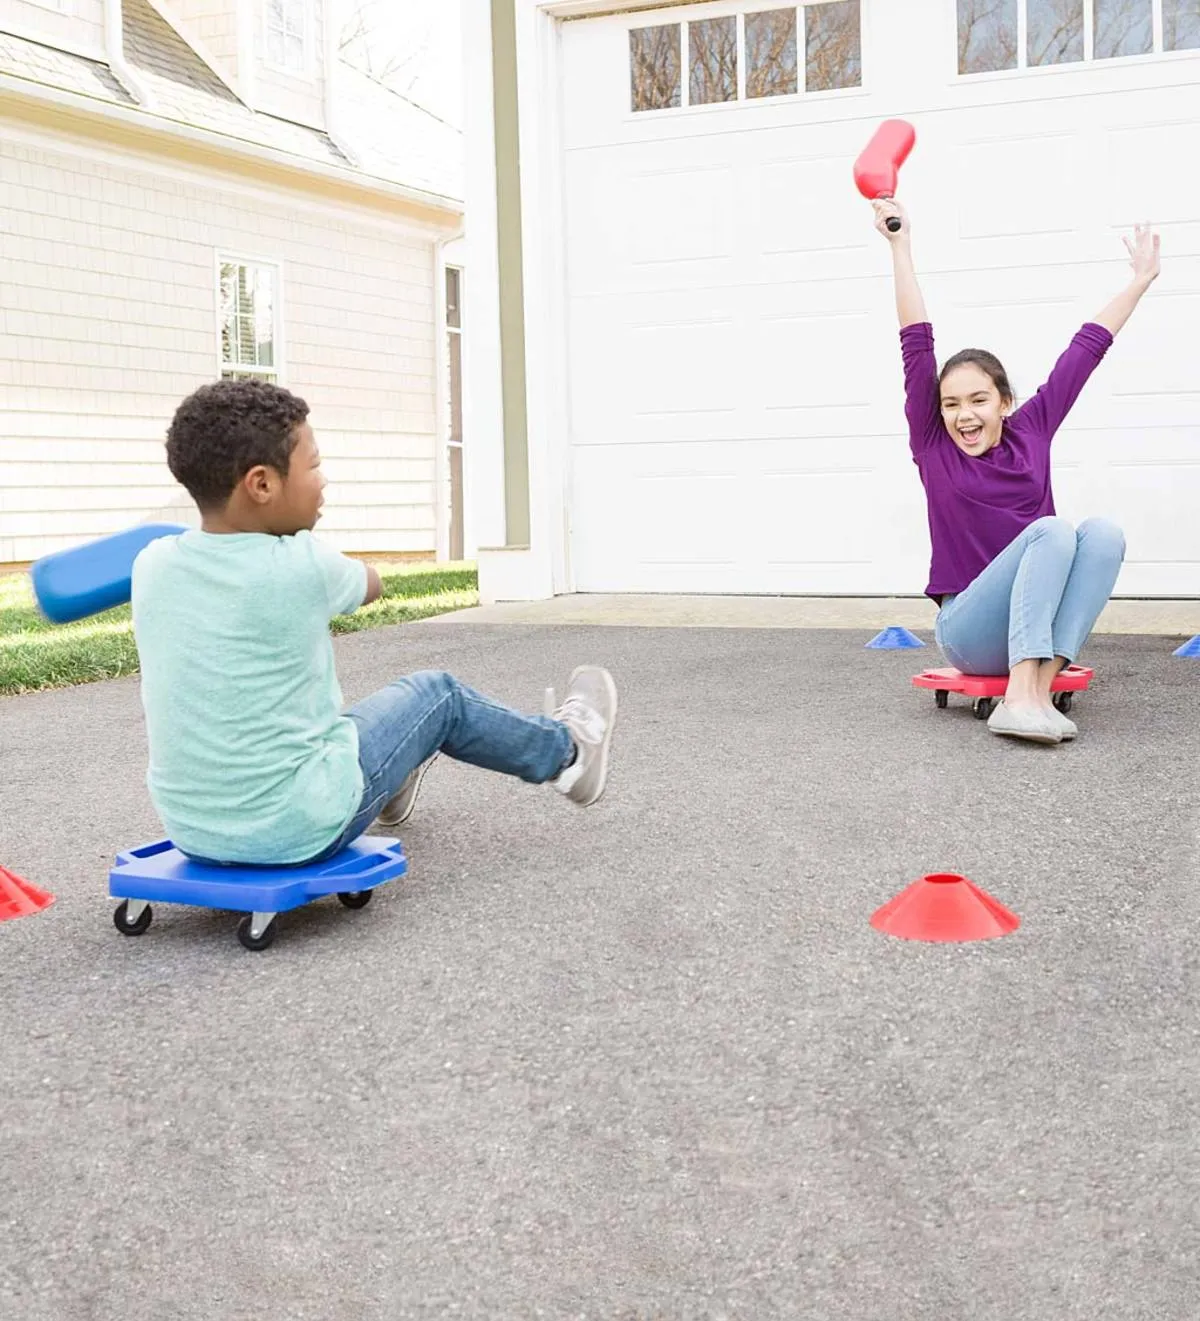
[30,523,188,624]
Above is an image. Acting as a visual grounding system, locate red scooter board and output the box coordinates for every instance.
[913,664,1093,719]
[853,119,916,231]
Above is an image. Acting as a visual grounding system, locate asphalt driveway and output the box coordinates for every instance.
[2,621,1197,1320]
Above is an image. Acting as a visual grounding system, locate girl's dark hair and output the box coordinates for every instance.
[166,378,310,508]
[938,350,1015,407]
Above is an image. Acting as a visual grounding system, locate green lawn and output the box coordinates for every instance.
[0,561,479,697]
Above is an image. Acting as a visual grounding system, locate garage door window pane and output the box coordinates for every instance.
[630,24,681,111]
[746,9,799,98]
[805,1,862,91]
[1164,0,1200,50]
[689,16,738,104]
[1027,0,1083,65]
[1094,0,1153,57]
[957,0,1018,72]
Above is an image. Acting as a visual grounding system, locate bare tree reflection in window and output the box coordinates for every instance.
[690,16,738,104]
[805,1,861,92]
[746,9,798,98]
[630,24,681,112]
[1027,0,1083,65]
[1164,0,1200,49]
[1094,0,1152,57]
[957,0,1017,73]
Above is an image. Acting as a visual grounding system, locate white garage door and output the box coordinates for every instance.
[558,3,1200,597]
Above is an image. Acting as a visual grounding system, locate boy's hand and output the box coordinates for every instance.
[363,565,383,606]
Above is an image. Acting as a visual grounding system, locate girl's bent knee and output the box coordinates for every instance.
[1030,515,1074,540]
[1078,517,1126,559]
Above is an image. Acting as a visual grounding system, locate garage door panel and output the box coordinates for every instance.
[629,165,738,265]
[755,311,873,411]
[1108,125,1200,225]
[956,135,1085,238]
[760,156,875,256]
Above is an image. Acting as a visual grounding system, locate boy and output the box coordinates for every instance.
[132,378,617,867]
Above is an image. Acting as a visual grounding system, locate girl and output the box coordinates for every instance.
[873,198,1160,744]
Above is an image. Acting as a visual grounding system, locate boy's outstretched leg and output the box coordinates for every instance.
[373,664,618,824]
[327,666,617,854]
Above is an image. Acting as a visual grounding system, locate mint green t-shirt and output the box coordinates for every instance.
[131,530,368,865]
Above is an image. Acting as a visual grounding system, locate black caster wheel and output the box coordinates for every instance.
[113,900,153,936]
[337,890,373,910]
[973,697,993,720]
[935,690,949,709]
[1053,692,1073,714]
[236,915,277,951]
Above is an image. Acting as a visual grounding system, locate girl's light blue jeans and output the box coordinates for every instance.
[935,517,1126,676]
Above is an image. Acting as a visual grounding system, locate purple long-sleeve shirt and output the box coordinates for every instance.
[902,320,1113,600]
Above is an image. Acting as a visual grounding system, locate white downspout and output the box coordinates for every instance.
[104,0,154,109]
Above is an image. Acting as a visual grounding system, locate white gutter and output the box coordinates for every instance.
[0,71,464,219]
[103,0,155,110]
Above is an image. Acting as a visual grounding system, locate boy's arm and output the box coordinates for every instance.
[363,565,383,606]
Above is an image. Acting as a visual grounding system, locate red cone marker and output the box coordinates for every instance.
[870,873,1019,943]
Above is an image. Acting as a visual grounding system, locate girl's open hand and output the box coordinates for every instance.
[872,197,908,240]
[1123,223,1160,286]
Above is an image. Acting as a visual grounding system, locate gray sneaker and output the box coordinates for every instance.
[549,666,618,807]
[375,755,437,827]
[986,702,1061,745]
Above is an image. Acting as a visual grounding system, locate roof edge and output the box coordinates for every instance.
[0,69,464,221]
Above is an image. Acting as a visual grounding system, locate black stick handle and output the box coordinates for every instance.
[886,216,902,233]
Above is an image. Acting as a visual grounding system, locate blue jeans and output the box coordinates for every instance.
[935,517,1126,676]
[307,670,574,864]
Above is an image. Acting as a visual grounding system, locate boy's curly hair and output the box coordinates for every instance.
[166,378,310,508]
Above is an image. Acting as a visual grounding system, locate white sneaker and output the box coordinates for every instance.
[548,666,618,807]
[375,755,437,827]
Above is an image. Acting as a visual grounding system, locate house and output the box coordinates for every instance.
[463,0,1199,602]
[0,0,466,568]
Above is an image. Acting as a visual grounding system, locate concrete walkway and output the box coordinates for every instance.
[434,593,1200,635]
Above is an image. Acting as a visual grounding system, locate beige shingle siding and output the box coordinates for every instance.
[0,134,438,563]
[168,0,242,83]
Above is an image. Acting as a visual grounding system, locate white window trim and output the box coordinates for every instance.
[25,0,73,13]
[215,253,286,384]
[262,0,317,79]
[951,0,1200,83]
[626,4,868,122]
